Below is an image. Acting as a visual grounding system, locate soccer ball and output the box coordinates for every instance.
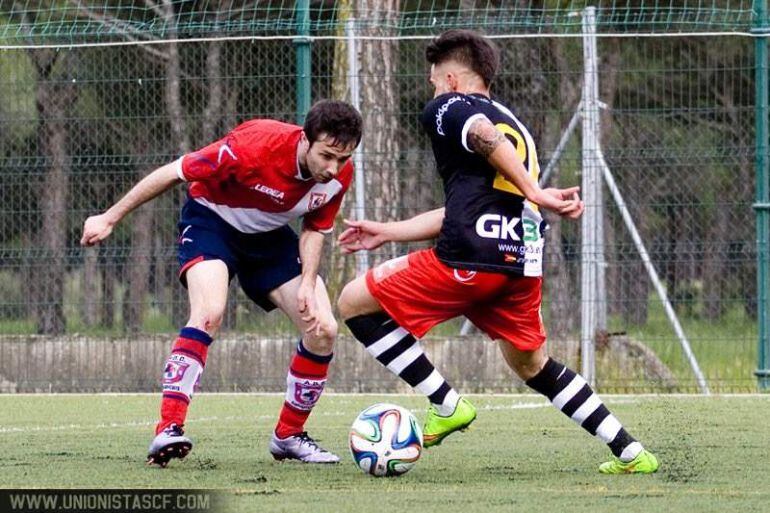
[349,403,423,477]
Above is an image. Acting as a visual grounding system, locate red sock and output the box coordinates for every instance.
[275,341,332,439]
[156,327,212,434]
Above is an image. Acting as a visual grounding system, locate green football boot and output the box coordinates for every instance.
[599,449,659,474]
[422,397,477,448]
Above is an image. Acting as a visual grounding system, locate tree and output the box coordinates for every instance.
[357,0,401,265]
[73,0,195,332]
[29,48,76,334]
[541,38,582,340]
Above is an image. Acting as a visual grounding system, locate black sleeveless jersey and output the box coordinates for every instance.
[420,92,546,276]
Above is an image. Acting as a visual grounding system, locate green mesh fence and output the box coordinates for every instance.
[0,1,763,392]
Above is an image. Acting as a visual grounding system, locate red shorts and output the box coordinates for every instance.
[365,248,546,351]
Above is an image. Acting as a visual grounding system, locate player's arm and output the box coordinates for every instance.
[299,227,325,289]
[80,161,182,246]
[296,227,326,333]
[338,207,445,254]
[467,118,583,218]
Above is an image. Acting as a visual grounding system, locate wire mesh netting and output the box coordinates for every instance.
[0,1,764,392]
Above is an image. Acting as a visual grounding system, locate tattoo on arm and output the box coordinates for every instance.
[467,118,506,157]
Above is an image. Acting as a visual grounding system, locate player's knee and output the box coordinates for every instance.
[327,316,340,337]
[305,319,337,354]
[508,354,547,381]
[188,309,225,336]
[317,317,338,344]
[337,285,357,320]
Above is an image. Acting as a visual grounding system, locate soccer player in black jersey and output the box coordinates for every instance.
[337,30,658,474]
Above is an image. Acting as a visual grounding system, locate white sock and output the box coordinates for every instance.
[619,442,643,462]
[432,389,460,417]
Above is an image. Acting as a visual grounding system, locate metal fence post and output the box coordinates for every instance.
[294,0,311,124]
[580,6,603,386]
[754,0,770,390]
[346,17,369,275]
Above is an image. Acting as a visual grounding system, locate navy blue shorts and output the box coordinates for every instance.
[177,199,302,312]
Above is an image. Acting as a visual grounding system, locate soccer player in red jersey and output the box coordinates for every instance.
[337,31,659,474]
[81,100,362,466]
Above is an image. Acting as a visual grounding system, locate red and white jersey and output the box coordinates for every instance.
[173,119,353,234]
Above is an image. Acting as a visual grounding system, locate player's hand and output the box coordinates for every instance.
[297,279,321,335]
[541,187,584,220]
[80,213,116,246]
[337,219,389,254]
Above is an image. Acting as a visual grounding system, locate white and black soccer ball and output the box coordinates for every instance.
[349,403,423,477]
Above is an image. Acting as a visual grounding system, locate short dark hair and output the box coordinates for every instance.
[303,100,363,148]
[425,29,499,87]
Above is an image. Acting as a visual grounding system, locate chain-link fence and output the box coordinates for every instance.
[0,1,766,393]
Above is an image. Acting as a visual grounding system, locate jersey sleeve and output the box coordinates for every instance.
[302,191,344,233]
[420,94,490,153]
[176,133,243,182]
[302,163,353,234]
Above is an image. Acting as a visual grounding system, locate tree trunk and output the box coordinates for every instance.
[202,43,224,143]
[161,0,192,327]
[357,0,400,264]
[82,247,100,326]
[124,193,154,333]
[596,38,622,318]
[544,39,581,339]
[702,203,730,319]
[124,0,192,334]
[101,260,116,328]
[613,44,651,326]
[164,37,190,152]
[200,17,239,330]
[21,232,34,323]
[122,35,169,333]
[332,0,352,103]
[322,0,357,298]
[30,49,73,335]
[621,207,650,325]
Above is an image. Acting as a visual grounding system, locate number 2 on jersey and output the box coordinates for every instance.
[491,122,540,198]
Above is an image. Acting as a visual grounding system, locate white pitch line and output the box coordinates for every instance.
[0,400,641,435]
[477,398,641,411]
[0,414,270,435]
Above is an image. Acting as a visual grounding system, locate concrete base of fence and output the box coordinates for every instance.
[0,334,584,393]
[0,333,683,393]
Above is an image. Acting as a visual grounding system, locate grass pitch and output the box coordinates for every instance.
[1,394,768,513]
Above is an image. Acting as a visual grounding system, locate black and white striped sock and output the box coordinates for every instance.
[346,313,459,416]
[526,358,643,462]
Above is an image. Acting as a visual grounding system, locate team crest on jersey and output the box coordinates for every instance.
[163,360,190,384]
[308,192,327,211]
